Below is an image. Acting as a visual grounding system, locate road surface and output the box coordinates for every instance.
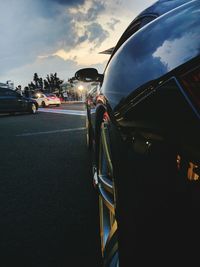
[0,103,102,267]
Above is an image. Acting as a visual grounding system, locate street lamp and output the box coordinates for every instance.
[78,85,84,91]
[78,85,84,101]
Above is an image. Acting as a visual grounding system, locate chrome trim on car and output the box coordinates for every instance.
[98,174,113,194]
[98,184,114,213]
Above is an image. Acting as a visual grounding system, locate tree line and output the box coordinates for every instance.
[26,72,64,94]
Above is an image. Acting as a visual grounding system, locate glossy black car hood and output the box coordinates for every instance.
[102,0,200,110]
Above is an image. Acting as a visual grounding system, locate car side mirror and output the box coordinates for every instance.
[75,68,103,82]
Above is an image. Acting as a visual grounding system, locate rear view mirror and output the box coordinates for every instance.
[75,68,103,82]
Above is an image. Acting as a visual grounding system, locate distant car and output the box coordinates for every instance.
[75,0,200,266]
[32,93,61,107]
[0,87,38,114]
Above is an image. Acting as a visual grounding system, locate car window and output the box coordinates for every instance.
[47,94,56,97]
[4,90,18,96]
[116,15,156,49]
[107,15,157,65]
[0,89,7,96]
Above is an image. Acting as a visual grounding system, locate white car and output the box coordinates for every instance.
[32,93,61,107]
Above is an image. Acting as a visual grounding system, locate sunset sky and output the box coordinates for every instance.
[0,0,155,88]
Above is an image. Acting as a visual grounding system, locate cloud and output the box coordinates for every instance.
[69,0,105,22]
[0,0,77,75]
[87,1,106,21]
[10,56,79,84]
[2,55,107,87]
[47,0,85,5]
[0,0,109,76]
[75,22,109,48]
[67,0,109,47]
[0,0,157,86]
[107,18,120,31]
[87,23,109,47]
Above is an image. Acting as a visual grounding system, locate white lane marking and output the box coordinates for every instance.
[16,127,86,137]
[38,108,86,116]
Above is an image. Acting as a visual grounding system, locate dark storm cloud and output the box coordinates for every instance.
[30,0,86,19]
[77,34,89,43]
[87,1,105,20]
[107,18,120,31]
[87,23,109,45]
[0,0,86,76]
[76,22,109,49]
[0,0,110,79]
[69,0,109,47]
[73,0,105,22]
[47,0,85,5]
[39,0,86,17]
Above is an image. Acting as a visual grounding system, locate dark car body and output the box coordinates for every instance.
[0,88,38,114]
[75,1,200,266]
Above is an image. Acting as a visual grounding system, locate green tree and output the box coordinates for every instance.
[33,73,40,88]
[45,73,63,93]
[53,72,63,94]
[68,77,76,84]
[38,77,44,91]
[43,79,49,92]
[26,72,63,94]
[28,82,36,96]
[28,82,36,90]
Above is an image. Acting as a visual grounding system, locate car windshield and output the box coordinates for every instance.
[46,94,57,97]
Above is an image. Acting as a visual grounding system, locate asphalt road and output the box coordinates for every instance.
[0,103,102,267]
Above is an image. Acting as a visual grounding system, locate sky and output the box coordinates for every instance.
[0,0,156,88]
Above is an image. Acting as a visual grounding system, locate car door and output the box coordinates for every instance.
[0,89,8,112]
[1,89,25,112]
[14,93,29,111]
[0,89,20,111]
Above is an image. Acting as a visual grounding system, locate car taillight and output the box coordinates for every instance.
[180,65,200,110]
